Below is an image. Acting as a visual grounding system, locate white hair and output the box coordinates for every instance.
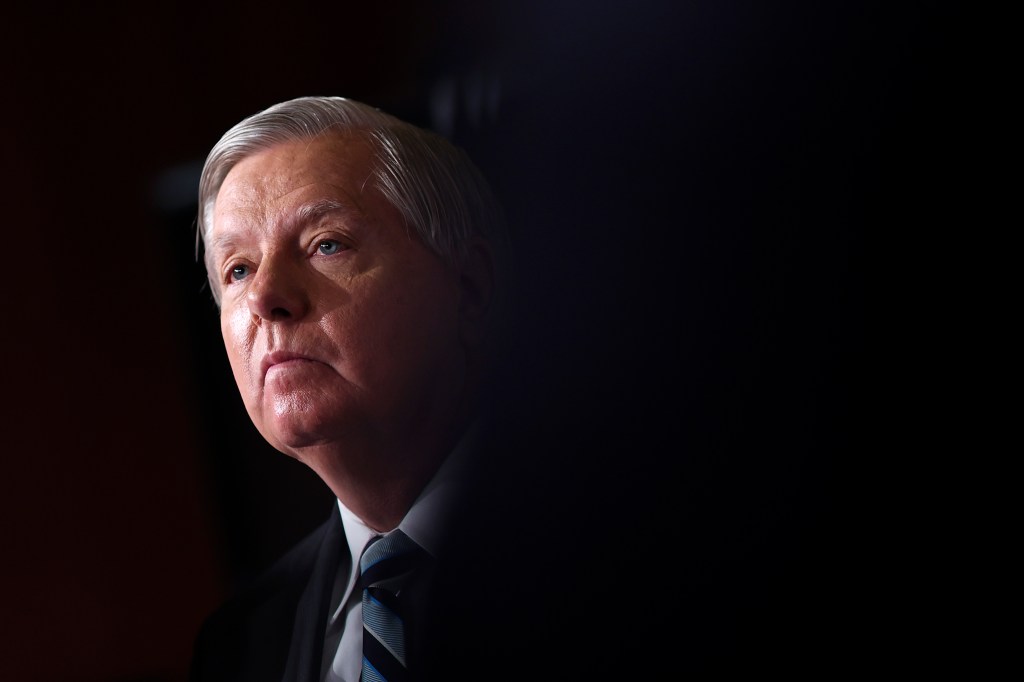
[196,96,508,305]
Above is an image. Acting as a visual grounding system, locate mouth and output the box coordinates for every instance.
[260,350,321,382]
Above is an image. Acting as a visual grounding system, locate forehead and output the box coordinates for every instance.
[213,132,377,229]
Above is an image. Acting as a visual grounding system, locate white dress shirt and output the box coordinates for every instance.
[321,426,478,682]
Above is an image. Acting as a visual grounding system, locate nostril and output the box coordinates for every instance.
[271,307,291,319]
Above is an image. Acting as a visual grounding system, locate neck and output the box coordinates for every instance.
[303,410,470,533]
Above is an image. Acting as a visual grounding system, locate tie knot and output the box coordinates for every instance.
[358,530,426,591]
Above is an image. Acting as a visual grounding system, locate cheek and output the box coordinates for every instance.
[380,284,462,376]
[321,279,457,378]
[387,276,457,337]
[222,305,258,387]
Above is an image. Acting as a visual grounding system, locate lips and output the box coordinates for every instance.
[260,350,321,382]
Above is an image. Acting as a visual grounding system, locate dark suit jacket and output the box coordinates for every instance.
[187,468,520,682]
[189,505,345,682]
[186,423,708,681]
[188,405,852,680]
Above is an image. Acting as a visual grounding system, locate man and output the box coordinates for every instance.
[189,96,511,682]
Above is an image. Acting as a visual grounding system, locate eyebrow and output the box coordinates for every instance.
[207,198,364,262]
[292,198,364,227]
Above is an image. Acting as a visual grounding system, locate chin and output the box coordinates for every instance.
[247,398,338,456]
[262,416,335,453]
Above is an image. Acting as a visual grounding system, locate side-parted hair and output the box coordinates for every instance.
[196,96,509,307]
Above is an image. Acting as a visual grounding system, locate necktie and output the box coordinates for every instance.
[359,530,424,682]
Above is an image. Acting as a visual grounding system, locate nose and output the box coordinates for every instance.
[246,255,310,322]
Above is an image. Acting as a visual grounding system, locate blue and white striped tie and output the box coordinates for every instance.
[359,530,424,682]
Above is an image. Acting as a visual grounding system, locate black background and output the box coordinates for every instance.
[2,1,972,678]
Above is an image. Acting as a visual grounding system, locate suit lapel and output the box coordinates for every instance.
[282,505,346,682]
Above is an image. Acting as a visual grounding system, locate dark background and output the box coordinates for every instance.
[2,1,970,679]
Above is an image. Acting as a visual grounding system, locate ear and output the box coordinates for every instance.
[458,237,496,349]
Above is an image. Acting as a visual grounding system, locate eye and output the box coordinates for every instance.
[317,239,344,256]
[229,264,251,282]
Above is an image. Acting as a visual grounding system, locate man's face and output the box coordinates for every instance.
[208,133,466,462]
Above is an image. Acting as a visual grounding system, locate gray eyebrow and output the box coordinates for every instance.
[293,199,363,226]
[208,199,364,261]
